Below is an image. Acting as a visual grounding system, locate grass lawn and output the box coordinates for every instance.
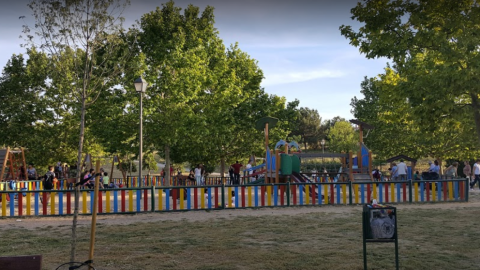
[1,192,479,270]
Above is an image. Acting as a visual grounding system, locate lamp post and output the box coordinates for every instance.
[134,77,147,187]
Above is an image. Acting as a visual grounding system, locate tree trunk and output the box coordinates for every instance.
[470,93,480,145]
[70,96,87,262]
[220,157,225,178]
[165,144,170,187]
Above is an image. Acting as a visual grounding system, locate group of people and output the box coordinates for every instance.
[78,168,112,189]
[388,159,410,181]
[228,160,256,185]
[466,159,480,191]
[385,159,480,190]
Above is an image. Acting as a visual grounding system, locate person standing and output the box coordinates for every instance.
[391,162,398,181]
[432,160,440,174]
[41,166,57,204]
[102,172,109,189]
[230,161,243,185]
[27,164,38,180]
[470,159,480,190]
[246,161,253,182]
[228,166,235,184]
[396,159,408,181]
[444,162,458,179]
[428,161,436,172]
[194,164,202,186]
[463,161,471,184]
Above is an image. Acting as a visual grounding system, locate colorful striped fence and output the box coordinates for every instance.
[0,179,469,217]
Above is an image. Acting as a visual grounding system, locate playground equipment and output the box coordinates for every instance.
[253,117,376,183]
[0,147,27,182]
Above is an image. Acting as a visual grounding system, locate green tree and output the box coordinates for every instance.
[327,120,358,153]
[351,69,480,163]
[137,1,219,184]
[137,1,299,178]
[24,0,131,261]
[289,107,323,150]
[340,0,480,145]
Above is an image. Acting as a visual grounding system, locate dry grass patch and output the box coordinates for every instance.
[0,193,479,269]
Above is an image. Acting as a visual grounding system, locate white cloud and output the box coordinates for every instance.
[262,69,345,86]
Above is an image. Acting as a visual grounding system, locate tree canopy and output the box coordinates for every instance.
[340,0,480,146]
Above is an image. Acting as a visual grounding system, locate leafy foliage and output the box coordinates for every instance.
[327,120,358,153]
[340,0,480,145]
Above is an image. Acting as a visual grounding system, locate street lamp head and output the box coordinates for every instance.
[321,139,325,146]
[134,77,147,93]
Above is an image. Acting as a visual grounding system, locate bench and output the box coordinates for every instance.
[0,255,42,270]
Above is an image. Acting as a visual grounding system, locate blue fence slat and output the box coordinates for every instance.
[299,184,304,205]
[420,182,424,202]
[378,183,383,203]
[318,184,323,205]
[254,186,258,207]
[274,185,278,206]
[34,192,39,216]
[113,190,118,213]
[90,192,94,213]
[165,189,170,211]
[437,183,442,201]
[136,190,141,212]
[10,193,15,216]
[207,188,212,209]
[187,188,191,210]
[235,186,239,208]
[59,192,63,215]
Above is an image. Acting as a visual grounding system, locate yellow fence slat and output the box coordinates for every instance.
[227,187,232,208]
[448,182,454,200]
[158,189,163,211]
[414,183,419,202]
[304,185,309,205]
[200,188,205,209]
[50,192,55,214]
[324,185,328,204]
[106,191,110,213]
[373,183,377,200]
[129,190,133,212]
[432,183,436,201]
[180,189,184,210]
[342,185,347,205]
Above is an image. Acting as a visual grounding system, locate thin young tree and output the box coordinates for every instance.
[22,0,131,262]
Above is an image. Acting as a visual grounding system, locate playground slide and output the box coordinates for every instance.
[244,169,266,178]
[249,178,265,185]
[291,172,319,198]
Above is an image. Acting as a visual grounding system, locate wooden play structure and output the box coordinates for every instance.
[0,147,27,181]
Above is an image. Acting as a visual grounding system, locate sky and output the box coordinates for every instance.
[0,0,388,121]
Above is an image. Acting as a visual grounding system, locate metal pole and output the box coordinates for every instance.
[139,92,143,187]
